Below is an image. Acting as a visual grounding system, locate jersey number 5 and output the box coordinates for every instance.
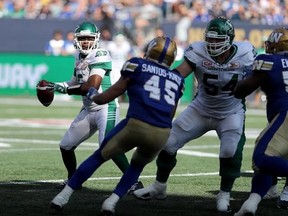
[144,75,178,106]
[203,73,238,96]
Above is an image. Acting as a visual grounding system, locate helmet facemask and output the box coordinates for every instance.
[204,16,235,57]
[205,32,232,57]
[74,22,100,55]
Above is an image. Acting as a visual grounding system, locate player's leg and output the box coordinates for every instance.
[51,118,131,210]
[99,105,143,193]
[263,175,279,199]
[235,174,272,216]
[236,111,288,215]
[107,106,130,173]
[51,148,106,210]
[58,109,97,188]
[101,118,170,214]
[134,106,209,200]
[216,112,245,213]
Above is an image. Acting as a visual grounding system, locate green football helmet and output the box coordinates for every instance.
[144,36,177,67]
[74,22,100,55]
[204,16,235,57]
[265,27,288,54]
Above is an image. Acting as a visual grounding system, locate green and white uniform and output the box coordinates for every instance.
[164,41,256,178]
[60,49,119,150]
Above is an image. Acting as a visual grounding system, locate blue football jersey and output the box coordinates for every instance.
[253,54,288,122]
[121,57,185,128]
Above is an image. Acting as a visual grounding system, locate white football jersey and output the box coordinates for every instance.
[68,48,119,112]
[185,41,256,118]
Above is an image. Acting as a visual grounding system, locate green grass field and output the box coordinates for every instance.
[0,96,286,216]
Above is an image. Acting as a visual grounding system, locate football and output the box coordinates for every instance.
[36,80,54,107]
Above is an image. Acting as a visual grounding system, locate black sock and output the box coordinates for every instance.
[60,147,77,179]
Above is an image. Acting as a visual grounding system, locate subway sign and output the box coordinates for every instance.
[0,53,73,95]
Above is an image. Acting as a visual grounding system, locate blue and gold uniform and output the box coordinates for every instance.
[234,27,288,216]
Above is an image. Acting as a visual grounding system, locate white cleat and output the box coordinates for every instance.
[277,186,288,209]
[50,185,74,210]
[133,181,167,200]
[216,191,231,213]
[101,193,119,216]
[234,193,261,216]
[234,200,257,216]
[263,185,278,199]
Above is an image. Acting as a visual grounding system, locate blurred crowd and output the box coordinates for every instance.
[2,0,288,33]
[3,0,287,44]
[40,0,283,71]
[1,0,287,24]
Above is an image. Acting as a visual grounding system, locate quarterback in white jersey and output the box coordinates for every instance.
[42,22,132,189]
[134,16,257,213]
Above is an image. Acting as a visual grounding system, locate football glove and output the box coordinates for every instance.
[54,82,68,94]
[87,87,99,101]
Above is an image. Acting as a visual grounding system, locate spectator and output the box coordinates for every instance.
[0,0,9,18]
[49,0,63,18]
[134,0,162,37]
[208,1,227,18]
[6,0,25,18]
[62,31,76,56]
[174,2,192,45]
[37,3,52,19]
[45,30,65,56]
[58,2,74,19]
[191,0,211,23]
[107,33,132,85]
[24,0,41,19]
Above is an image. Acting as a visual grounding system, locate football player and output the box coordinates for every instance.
[234,27,288,215]
[50,36,185,215]
[39,21,142,191]
[133,16,257,213]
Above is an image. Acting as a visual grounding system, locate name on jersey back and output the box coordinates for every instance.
[142,63,182,85]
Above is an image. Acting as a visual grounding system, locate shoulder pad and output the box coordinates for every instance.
[122,57,140,73]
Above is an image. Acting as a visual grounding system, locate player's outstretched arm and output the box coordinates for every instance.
[233,72,264,98]
[88,76,129,104]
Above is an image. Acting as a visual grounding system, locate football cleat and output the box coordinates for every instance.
[277,186,288,209]
[101,193,119,216]
[234,199,257,216]
[234,193,261,216]
[127,181,144,195]
[216,191,231,213]
[263,184,278,199]
[133,180,167,200]
[51,185,73,210]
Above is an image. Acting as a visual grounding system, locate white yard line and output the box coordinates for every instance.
[0,170,254,185]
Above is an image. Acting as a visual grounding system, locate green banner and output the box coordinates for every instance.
[0,53,73,95]
[171,59,194,104]
[0,53,193,103]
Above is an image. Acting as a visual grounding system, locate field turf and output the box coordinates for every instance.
[0,96,286,216]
